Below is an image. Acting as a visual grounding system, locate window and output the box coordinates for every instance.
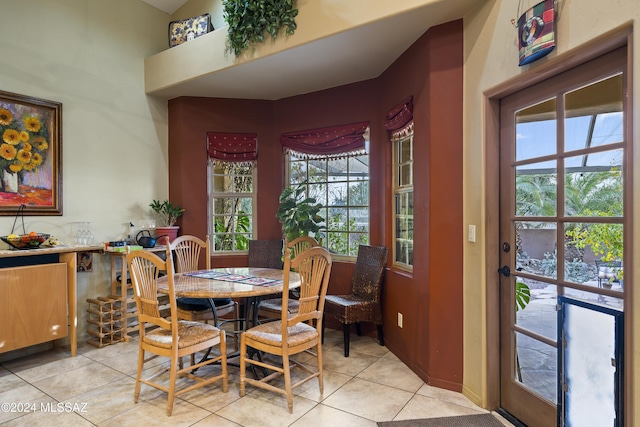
[209,162,255,252]
[287,149,369,257]
[393,126,414,267]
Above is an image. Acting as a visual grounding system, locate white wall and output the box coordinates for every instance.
[463,0,639,422]
[0,0,170,345]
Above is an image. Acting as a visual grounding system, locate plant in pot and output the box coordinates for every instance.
[276,182,325,244]
[223,0,298,56]
[150,199,184,244]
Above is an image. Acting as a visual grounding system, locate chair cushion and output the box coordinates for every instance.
[244,320,317,347]
[324,294,381,325]
[177,297,232,311]
[143,320,221,349]
[258,298,299,314]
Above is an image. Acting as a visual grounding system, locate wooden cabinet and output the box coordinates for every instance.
[0,245,103,357]
[0,263,67,353]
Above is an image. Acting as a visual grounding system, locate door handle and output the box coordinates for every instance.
[498,265,511,277]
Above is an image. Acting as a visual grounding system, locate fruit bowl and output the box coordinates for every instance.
[1,233,50,250]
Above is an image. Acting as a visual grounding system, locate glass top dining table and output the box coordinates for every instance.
[156,267,301,300]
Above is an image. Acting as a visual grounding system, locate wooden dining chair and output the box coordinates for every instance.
[239,246,332,413]
[171,235,239,330]
[257,236,321,321]
[322,245,388,357]
[126,247,228,416]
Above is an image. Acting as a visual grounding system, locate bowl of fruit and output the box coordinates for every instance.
[1,232,50,250]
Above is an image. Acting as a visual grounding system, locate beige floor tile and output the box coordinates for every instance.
[59,377,140,424]
[179,373,242,413]
[0,367,27,390]
[416,383,486,411]
[321,328,345,349]
[257,361,353,404]
[345,334,388,357]
[382,350,402,363]
[215,388,316,427]
[0,327,504,427]
[98,397,211,426]
[80,339,139,362]
[290,404,378,427]
[193,413,243,426]
[356,357,425,393]
[393,393,488,420]
[95,345,167,376]
[322,377,414,422]
[32,362,127,401]
[292,368,353,402]
[1,410,94,426]
[1,346,77,374]
[0,383,56,424]
[4,354,95,383]
[322,346,380,377]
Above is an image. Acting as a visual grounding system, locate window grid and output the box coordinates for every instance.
[288,153,369,258]
[209,163,256,253]
[394,133,414,268]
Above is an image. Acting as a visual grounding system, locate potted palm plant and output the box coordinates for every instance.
[150,199,184,243]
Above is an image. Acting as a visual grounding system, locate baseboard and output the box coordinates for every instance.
[461,384,483,408]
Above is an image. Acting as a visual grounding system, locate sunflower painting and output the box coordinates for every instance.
[0,91,61,215]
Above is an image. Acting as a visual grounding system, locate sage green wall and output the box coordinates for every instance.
[463,0,639,423]
[0,0,170,348]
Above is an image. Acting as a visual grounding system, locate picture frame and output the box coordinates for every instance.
[0,90,62,215]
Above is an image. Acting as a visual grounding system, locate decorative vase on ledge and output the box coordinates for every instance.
[155,226,179,244]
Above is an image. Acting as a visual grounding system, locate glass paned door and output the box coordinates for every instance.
[558,297,623,426]
[498,47,628,427]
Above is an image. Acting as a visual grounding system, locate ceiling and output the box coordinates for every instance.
[141,0,188,14]
[141,0,480,100]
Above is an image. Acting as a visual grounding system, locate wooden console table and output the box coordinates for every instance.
[0,244,103,357]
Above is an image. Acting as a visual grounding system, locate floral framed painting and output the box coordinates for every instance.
[0,90,62,215]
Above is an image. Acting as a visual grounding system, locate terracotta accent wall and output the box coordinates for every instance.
[168,97,279,267]
[168,19,464,391]
[378,20,464,390]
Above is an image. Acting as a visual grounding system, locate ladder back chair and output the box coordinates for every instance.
[126,248,228,416]
[172,235,239,330]
[257,236,322,321]
[239,246,332,413]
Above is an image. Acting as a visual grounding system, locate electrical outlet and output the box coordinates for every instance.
[397,312,403,328]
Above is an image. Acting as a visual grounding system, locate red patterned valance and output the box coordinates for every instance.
[385,96,413,131]
[280,122,369,159]
[207,132,257,164]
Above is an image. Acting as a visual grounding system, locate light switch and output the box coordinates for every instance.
[468,225,476,243]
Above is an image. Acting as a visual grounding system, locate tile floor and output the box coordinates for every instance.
[0,329,513,426]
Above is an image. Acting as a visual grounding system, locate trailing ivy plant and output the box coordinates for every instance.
[223,0,298,56]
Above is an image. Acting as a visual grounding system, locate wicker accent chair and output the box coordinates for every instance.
[323,245,388,357]
[240,246,332,413]
[126,248,228,416]
[171,235,239,330]
[257,236,322,321]
[247,239,284,269]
